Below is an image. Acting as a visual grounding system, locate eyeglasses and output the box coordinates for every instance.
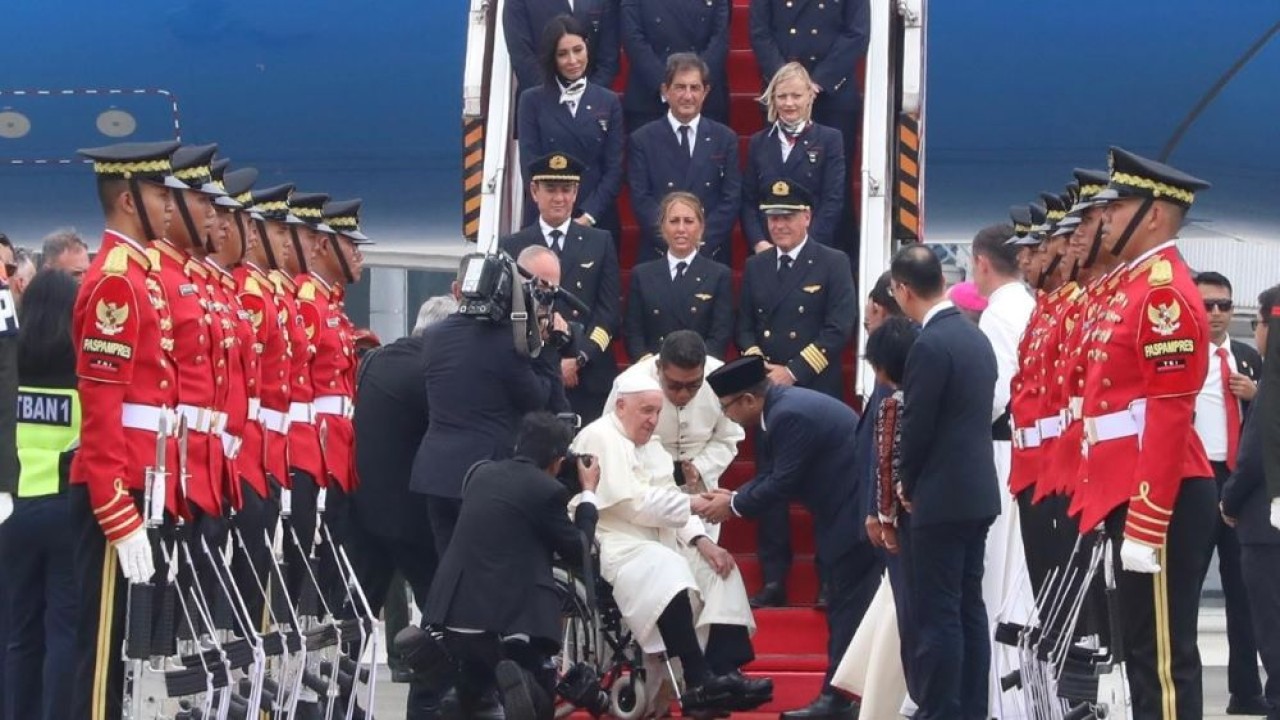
[661,375,704,394]
[719,394,749,412]
[1204,299,1234,312]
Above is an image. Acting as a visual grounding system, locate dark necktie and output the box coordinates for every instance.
[778,254,793,278]
[675,260,688,280]
[548,229,563,253]
[1218,347,1241,469]
[678,125,691,157]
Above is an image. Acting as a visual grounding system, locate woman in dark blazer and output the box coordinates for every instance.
[741,61,847,256]
[620,0,731,130]
[625,192,733,360]
[518,14,625,244]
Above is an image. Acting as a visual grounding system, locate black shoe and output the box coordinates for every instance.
[496,659,537,720]
[780,691,859,719]
[293,701,324,720]
[1227,695,1271,715]
[721,670,773,711]
[749,582,787,609]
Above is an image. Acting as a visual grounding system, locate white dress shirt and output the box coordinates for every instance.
[667,251,697,280]
[538,217,572,250]
[777,238,808,271]
[920,299,955,328]
[979,280,1036,423]
[1194,337,1238,461]
[667,112,701,157]
[775,120,809,163]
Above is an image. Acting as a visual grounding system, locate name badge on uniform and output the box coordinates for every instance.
[580,261,595,269]
[326,317,340,328]
[179,283,198,296]
[803,284,823,294]
[806,149,819,164]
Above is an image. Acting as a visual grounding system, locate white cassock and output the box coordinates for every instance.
[570,414,755,653]
[604,356,746,542]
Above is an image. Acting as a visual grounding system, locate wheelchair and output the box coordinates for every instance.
[552,563,679,719]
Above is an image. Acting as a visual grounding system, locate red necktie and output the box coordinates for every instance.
[1218,347,1241,470]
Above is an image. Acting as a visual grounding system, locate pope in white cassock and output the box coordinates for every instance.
[570,368,770,712]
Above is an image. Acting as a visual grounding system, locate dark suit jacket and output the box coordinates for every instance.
[423,457,598,649]
[748,0,870,101]
[518,83,625,226]
[627,115,741,262]
[1231,339,1263,419]
[352,337,432,539]
[741,123,846,249]
[1222,381,1280,545]
[734,385,863,563]
[411,315,567,500]
[624,253,733,360]
[735,239,856,398]
[855,382,893,538]
[620,0,731,124]
[898,306,1001,527]
[501,223,621,396]
[503,0,620,92]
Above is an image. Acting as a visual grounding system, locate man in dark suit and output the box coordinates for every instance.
[891,244,1000,720]
[502,153,620,425]
[620,0,731,130]
[504,0,620,92]
[700,356,877,719]
[422,412,600,720]
[410,255,569,559]
[1193,271,1268,715]
[735,179,856,606]
[627,53,741,263]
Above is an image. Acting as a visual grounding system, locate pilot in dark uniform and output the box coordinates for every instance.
[504,0,620,93]
[742,63,846,256]
[736,179,856,608]
[627,52,741,264]
[517,14,625,242]
[620,0,731,130]
[501,152,620,425]
[625,192,734,360]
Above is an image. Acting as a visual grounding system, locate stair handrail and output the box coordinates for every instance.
[469,0,521,254]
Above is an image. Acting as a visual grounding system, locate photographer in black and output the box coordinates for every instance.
[418,411,600,720]
[410,250,572,559]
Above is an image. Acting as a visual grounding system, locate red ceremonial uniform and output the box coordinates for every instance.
[71,231,181,542]
[150,240,226,517]
[207,259,258,506]
[1076,242,1212,543]
[303,276,356,492]
[1032,281,1081,503]
[236,262,289,493]
[276,270,323,483]
[1009,284,1069,495]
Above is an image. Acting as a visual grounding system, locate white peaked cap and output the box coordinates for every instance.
[615,373,662,395]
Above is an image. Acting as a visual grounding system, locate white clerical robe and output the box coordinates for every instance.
[571,414,755,653]
[604,356,746,542]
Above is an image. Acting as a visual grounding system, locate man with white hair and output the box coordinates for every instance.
[570,374,770,713]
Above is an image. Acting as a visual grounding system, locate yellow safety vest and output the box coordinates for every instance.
[15,386,81,498]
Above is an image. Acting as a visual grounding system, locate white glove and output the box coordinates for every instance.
[114,528,157,585]
[1119,539,1161,574]
[0,492,13,525]
[1271,498,1280,531]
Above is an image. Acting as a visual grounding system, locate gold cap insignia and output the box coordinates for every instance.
[549,155,568,170]
[772,180,790,196]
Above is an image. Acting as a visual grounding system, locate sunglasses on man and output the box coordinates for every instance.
[1204,299,1233,313]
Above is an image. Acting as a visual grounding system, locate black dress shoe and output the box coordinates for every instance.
[496,659,536,720]
[1226,694,1271,715]
[749,582,787,608]
[723,670,774,706]
[779,691,858,719]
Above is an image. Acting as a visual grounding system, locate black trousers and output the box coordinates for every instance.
[1017,490,1078,616]
[821,542,881,690]
[442,632,556,720]
[230,478,279,636]
[1105,477,1216,720]
[1240,543,1280,717]
[284,467,319,616]
[885,519,918,701]
[426,495,463,562]
[1211,460,1264,699]
[908,517,993,720]
[757,501,792,589]
[2,495,78,720]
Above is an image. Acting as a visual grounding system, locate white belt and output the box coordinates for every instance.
[313,395,354,419]
[1068,396,1084,421]
[221,432,242,459]
[288,402,314,425]
[1084,399,1148,446]
[1036,415,1063,440]
[1013,425,1042,450]
[176,404,228,435]
[259,407,290,434]
[121,403,177,435]
[248,398,262,419]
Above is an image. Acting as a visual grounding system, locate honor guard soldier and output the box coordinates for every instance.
[735,178,855,607]
[69,140,183,720]
[620,0,731,130]
[502,152,620,424]
[150,144,229,523]
[1077,147,1215,719]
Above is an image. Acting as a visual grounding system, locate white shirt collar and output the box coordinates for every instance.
[104,228,146,252]
[539,218,572,244]
[989,280,1029,304]
[667,112,701,138]
[777,237,808,266]
[1212,336,1232,355]
[1126,239,1177,269]
[667,251,696,276]
[921,299,955,327]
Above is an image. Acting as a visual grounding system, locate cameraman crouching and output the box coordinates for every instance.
[420,412,599,720]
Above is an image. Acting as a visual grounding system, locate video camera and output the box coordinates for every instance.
[456,251,590,356]
[552,412,596,495]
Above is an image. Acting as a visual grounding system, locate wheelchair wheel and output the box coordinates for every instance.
[609,671,647,720]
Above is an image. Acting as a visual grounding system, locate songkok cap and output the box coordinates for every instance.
[210,158,241,208]
[323,199,373,244]
[760,178,814,215]
[707,356,766,398]
[287,191,333,232]
[615,373,662,395]
[1092,146,1210,209]
[78,140,183,188]
[529,152,584,184]
[223,168,260,218]
[171,144,229,198]
[247,183,298,223]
